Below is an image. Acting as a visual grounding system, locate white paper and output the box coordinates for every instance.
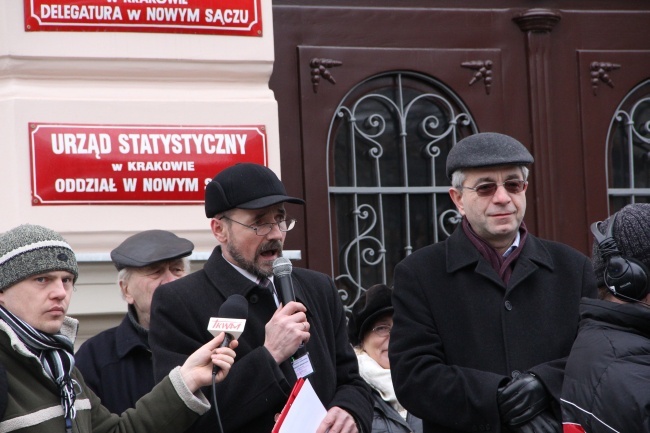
[277,379,327,433]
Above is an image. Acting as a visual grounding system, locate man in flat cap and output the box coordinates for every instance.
[75,229,194,413]
[149,163,372,433]
[389,133,597,433]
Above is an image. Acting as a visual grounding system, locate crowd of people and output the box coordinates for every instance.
[0,133,647,433]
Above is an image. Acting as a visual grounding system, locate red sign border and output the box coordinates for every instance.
[24,0,263,36]
[29,122,268,206]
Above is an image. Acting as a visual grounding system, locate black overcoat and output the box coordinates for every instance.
[389,228,597,433]
[149,246,372,433]
[75,313,153,414]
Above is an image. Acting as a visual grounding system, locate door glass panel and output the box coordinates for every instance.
[327,71,476,310]
[607,79,650,212]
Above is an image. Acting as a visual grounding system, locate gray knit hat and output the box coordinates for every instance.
[446,132,534,179]
[0,224,78,291]
[592,203,650,287]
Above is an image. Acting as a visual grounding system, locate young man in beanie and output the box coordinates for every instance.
[149,163,373,433]
[0,224,237,433]
[75,230,194,413]
[561,203,650,433]
[389,133,597,433]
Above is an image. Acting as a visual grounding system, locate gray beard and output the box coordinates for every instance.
[225,242,276,279]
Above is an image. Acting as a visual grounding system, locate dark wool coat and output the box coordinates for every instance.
[370,391,423,433]
[389,228,597,433]
[149,246,373,433]
[75,312,153,414]
[561,298,650,433]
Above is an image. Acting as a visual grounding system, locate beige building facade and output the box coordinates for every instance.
[0,1,283,347]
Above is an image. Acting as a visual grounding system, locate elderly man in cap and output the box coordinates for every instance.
[0,224,237,433]
[389,133,597,433]
[149,163,372,433]
[561,203,650,433]
[75,229,194,413]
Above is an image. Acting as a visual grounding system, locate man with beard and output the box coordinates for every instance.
[149,163,372,433]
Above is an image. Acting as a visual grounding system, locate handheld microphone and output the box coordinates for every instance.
[207,293,249,347]
[273,257,308,359]
[273,256,295,305]
[207,294,248,433]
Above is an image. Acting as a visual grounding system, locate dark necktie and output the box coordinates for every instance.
[259,277,279,302]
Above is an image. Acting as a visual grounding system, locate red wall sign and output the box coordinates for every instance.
[24,0,262,36]
[29,123,268,205]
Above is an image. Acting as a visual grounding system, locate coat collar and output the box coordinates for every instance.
[446,226,555,289]
[203,246,265,298]
[579,298,650,338]
[115,311,149,358]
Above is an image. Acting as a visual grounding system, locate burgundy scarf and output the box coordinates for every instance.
[462,217,528,285]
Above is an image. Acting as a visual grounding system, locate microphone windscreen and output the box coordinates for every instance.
[218,294,249,320]
[273,257,292,277]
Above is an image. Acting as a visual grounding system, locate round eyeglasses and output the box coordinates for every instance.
[461,179,527,197]
[219,216,297,236]
[371,325,392,338]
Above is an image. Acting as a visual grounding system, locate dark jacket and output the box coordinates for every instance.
[75,310,153,414]
[389,227,597,433]
[149,246,373,433]
[0,317,210,433]
[371,391,423,433]
[561,298,650,433]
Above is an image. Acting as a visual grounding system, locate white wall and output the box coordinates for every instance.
[0,1,280,342]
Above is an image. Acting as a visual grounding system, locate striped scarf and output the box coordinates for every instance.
[0,306,77,432]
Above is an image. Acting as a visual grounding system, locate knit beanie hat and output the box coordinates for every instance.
[0,224,78,291]
[592,203,650,287]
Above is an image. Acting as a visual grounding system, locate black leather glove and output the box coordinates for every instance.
[497,372,549,427]
[511,410,561,433]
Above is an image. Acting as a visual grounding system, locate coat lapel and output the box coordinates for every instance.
[447,228,506,289]
[507,235,554,292]
[446,227,555,292]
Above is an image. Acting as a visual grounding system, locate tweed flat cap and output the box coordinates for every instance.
[347,284,393,346]
[110,230,194,271]
[204,163,305,218]
[0,224,78,291]
[446,132,534,179]
[592,203,650,288]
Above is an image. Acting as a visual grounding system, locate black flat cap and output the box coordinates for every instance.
[446,132,534,179]
[347,284,393,346]
[204,163,305,218]
[110,230,194,271]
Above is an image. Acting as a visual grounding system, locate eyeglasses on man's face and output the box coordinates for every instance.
[461,179,527,197]
[370,325,392,338]
[219,216,297,236]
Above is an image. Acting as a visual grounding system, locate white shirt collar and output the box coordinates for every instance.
[502,230,521,258]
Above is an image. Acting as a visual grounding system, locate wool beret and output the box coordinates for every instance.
[347,284,393,346]
[204,163,305,218]
[591,203,650,288]
[110,230,194,271]
[0,224,78,291]
[446,132,534,179]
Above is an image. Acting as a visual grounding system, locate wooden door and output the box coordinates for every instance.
[271,5,534,303]
[270,2,650,306]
